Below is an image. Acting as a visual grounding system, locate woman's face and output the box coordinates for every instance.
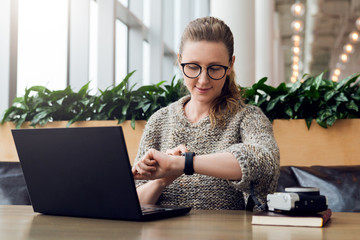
[179,41,234,105]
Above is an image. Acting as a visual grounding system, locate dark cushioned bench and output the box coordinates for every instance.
[277,166,360,212]
[0,162,30,205]
[1,162,359,212]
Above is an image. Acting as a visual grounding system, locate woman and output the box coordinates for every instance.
[132,16,280,210]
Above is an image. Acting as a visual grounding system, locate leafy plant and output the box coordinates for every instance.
[0,83,97,129]
[2,71,360,130]
[242,72,360,128]
[1,71,188,129]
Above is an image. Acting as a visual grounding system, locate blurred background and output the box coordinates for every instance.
[1,0,360,115]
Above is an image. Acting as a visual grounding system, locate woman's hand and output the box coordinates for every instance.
[133,149,184,180]
[132,145,188,184]
[166,144,188,156]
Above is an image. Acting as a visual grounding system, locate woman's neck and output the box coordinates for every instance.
[184,99,211,123]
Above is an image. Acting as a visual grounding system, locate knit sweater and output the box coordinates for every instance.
[134,95,280,210]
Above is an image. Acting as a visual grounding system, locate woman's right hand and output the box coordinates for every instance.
[132,145,188,186]
[166,144,189,156]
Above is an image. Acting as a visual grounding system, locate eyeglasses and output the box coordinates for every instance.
[180,63,229,80]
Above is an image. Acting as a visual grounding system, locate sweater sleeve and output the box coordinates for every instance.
[225,106,280,207]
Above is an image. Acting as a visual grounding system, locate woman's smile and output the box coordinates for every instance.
[195,86,213,93]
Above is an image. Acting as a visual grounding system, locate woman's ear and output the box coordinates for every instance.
[230,56,235,70]
[177,53,181,67]
[227,56,235,76]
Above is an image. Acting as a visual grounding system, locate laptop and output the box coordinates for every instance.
[12,126,191,221]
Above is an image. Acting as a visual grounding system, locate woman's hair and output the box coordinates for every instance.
[179,16,244,127]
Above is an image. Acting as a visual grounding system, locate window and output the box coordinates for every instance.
[115,20,128,85]
[142,40,150,85]
[89,0,98,94]
[17,0,68,96]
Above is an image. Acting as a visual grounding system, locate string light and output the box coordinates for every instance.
[332,16,360,84]
[289,1,305,83]
[292,46,300,55]
[356,16,360,31]
[343,43,354,54]
[334,68,341,76]
[291,2,305,17]
[292,63,299,71]
[292,55,300,63]
[291,34,301,43]
[349,31,360,43]
[291,20,304,33]
[340,53,349,63]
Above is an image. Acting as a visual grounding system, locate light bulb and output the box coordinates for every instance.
[291,2,305,17]
[292,34,301,43]
[292,46,300,55]
[356,17,360,31]
[343,43,354,54]
[290,76,297,83]
[291,20,304,33]
[292,55,300,63]
[331,75,338,82]
[340,53,349,63]
[349,31,360,43]
[293,71,299,77]
[292,63,299,71]
[334,68,341,76]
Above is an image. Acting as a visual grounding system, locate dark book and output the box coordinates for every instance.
[252,209,332,227]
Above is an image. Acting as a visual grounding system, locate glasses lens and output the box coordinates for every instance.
[208,65,226,80]
[183,63,201,78]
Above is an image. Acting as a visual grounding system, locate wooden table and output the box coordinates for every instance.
[1,205,359,240]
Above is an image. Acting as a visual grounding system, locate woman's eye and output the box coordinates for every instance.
[187,65,200,70]
[209,66,222,71]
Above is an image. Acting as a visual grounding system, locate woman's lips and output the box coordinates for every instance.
[196,87,212,93]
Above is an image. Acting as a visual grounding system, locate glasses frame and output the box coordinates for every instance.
[180,63,229,80]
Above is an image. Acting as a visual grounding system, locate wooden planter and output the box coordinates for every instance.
[273,119,360,166]
[2,119,359,167]
[0,120,146,165]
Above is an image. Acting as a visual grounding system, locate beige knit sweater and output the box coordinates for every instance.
[134,95,280,210]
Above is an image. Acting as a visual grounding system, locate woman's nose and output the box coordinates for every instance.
[197,69,210,84]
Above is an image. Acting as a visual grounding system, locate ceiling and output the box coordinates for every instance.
[276,0,360,81]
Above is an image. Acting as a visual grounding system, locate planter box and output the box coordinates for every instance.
[0,120,146,165]
[273,119,360,166]
[2,119,359,167]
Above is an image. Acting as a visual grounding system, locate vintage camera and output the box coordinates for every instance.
[267,187,328,213]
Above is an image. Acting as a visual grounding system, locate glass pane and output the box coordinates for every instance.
[118,0,128,8]
[143,0,151,27]
[115,20,128,85]
[17,0,68,96]
[143,40,150,85]
[89,0,98,94]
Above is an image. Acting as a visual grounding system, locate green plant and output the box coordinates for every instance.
[242,72,360,128]
[3,71,360,130]
[0,83,97,129]
[1,71,188,129]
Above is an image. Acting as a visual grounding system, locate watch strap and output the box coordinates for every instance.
[183,152,195,175]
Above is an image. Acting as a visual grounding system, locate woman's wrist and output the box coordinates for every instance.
[170,155,186,175]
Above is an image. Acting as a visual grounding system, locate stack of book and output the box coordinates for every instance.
[251,208,332,228]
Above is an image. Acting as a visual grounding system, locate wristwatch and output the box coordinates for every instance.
[183,152,196,175]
